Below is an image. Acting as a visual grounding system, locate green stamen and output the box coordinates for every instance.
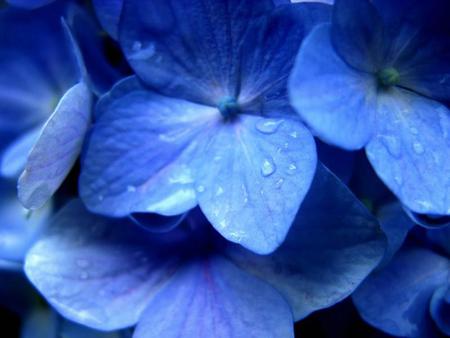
[218,97,240,119]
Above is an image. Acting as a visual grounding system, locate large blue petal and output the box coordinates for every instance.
[0,127,41,178]
[289,24,377,150]
[430,285,450,336]
[193,114,316,254]
[237,3,330,118]
[353,248,449,337]
[24,200,186,331]
[0,180,52,262]
[331,0,384,72]
[119,0,274,105]
[226,164,386,320]
[79,77,216,217]
[366,88,450,215]
[92,0,123,40]
[18,82,92,210]
[135,257,293,338]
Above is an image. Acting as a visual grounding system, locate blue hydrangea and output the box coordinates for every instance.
[289,0,450,217]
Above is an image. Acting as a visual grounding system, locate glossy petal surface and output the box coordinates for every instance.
[25,200,184,331]
[366,88,450,215]
[227,164,386,319]
[18,82,92,210]
[135,257,293,338]
[194,115,316,254]
[353,249,449,337]
[289,24,377,150]
[80,77,215,217]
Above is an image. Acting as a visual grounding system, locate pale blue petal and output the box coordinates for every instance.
[24,200,185,331]
[18,82,92,210]
[194,115,316,254]
[366,88,450,215]
[135,257,293,338]
[289,24,377,150]
[226,164,386,319]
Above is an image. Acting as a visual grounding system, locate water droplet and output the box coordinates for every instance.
[215,186,224,196]
[196,185,205,193]
[76,259,90,268]
[394,175,402,185]
[283,142,289,149]
[412,142,424,154]
[79,272,89,280]
[287,163,297,175]
[130,41,155,60]
[289,131,298,138]
[409,127,418,135]
[132,41,142,52]
[127,185,136,192]
[275,178,284,189]
[261,158,276,177]
[213,155,222,162]
[219,220,228,229]
[255,119,284,134]
[438,109,449,138]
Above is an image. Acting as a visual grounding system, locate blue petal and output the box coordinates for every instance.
[119,0,275,105]
[18,82,92,210]
[134,257,293,338]
[129,212,186,233]
[5,0,55,9]
[289,24,377,150]
[430,285,450,336]
[353,248,449,337]
[366,88,450,215]
[193,115,316,254]
[24,200,186,331]
[331,0,384,72]
[406,209,450,229]
[377,202,414,267]
[237,3,330,118]
[92,0,124,40]
[61,319,131,338]
[226,164,386,320]
[80,76,215,217]
[0,180,52,262]
[0,127,41,178]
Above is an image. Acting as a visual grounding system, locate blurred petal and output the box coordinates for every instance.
[92,0,123,40]
[353,248,449,337]
[129,212,186,233]
[25,200,185,331]
[366,88,450,215]
[135,257,293,338]
[80,77,215,217]
[21,308,58,338]
[227,164,386,320]
[0,128,41,178]
[18,82,92,210]
[430,285,450,336]
[120,0,274,105]
[6,0,54,9]
[194,115,316,254]
[61,319,131,338]
[289,24,377,150]
[0,180,51,262]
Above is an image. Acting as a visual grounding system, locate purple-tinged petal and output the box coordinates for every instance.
[25,200,185,331]
[135,257,293,338]
[18,82,92,210]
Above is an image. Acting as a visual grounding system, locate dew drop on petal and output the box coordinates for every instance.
[380,135,402,158]
[261,158,276,177]
[215,186,224,196]
[287,163,297,175]
[196,185,205,193]
[255,119,284,134]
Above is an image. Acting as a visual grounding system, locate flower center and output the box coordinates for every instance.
[377,67,400,87]
[218,96,240,119]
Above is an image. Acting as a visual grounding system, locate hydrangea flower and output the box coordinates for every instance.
[80,0,332,254]
[25,166,386,337]
[0,3,92,209]
[289,0,450,217]
[353,226,450,337]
